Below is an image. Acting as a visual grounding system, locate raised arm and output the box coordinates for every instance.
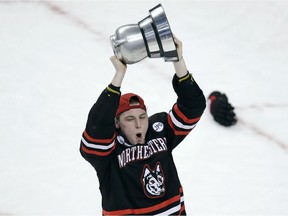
[80,56,127,165]
[166,36,206,149]
[173,35,188,78]
[110,56,127,87]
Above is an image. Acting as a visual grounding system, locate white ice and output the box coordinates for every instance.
[1,1,288,215]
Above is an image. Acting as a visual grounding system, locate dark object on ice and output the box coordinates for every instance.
[208,91,237,126]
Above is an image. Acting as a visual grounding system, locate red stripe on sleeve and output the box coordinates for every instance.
[84,130,116,144]
[167,115,190,136]
[173,104,200,124]
[81,143,116,156]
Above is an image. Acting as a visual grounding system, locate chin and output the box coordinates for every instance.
[134,139,145,145]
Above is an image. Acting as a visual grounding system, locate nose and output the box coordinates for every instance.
[135,118,141,129]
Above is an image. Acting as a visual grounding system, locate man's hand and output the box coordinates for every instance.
[172,35,187,78]
[110,56,127,87]
[173,34,183,61]
[208,91,237,127]
[110,56,127,73]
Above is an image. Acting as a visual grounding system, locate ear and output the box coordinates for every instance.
[156,164,160,172]
[144,167,150,177]
[115,117,120,129]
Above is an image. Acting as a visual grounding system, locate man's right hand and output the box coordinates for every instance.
[110,56,127,87]
[110,56,127,73]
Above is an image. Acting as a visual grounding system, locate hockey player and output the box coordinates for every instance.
[80,36,206,215]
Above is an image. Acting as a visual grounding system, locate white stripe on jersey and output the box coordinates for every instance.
[154,195,184,216]
[169,111,197,130]
[81,136,114,150]
[180,195,185,203]
[155,204,181,216]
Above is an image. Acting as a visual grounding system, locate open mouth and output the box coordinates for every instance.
[136,133,142,138]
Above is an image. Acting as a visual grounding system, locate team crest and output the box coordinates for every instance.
[141,162,165,198]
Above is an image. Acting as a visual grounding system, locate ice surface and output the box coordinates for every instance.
[0,1,288,215]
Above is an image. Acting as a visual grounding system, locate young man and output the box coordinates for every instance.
[80,37,206,215]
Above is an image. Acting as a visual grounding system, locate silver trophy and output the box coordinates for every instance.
[110,4,179,64]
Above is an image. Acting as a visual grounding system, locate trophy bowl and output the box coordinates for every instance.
[110,4,178,64]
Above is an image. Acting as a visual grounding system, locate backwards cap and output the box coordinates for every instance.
[116,93,146,116]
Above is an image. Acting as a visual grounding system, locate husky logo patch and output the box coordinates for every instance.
[141,162,165,198]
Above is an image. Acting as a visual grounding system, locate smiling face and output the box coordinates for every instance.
[116,108,148,145]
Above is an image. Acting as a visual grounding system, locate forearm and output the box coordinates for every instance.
[111,70,126,87]
[85,56,126,136]
[86,86,120,137]
[80,87,119,163]
[110,56,127,87]
[173,57,188,78]
[172,73,206,118]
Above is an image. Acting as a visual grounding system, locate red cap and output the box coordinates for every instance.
[116,93,146,116]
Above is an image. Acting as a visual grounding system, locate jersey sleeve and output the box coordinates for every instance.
[167,72,206,149]
[80,84,120,170]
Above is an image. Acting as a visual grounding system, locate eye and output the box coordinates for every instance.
[140,114,147,119]
[125,117,134,121]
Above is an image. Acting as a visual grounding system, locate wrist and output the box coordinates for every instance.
[177,55,183,61]
[116,65,127,74]
[107,84,121,95]
[111,70,126,87]
[173,57,188,78]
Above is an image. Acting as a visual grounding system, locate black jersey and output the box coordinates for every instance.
[80,73,206,215]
